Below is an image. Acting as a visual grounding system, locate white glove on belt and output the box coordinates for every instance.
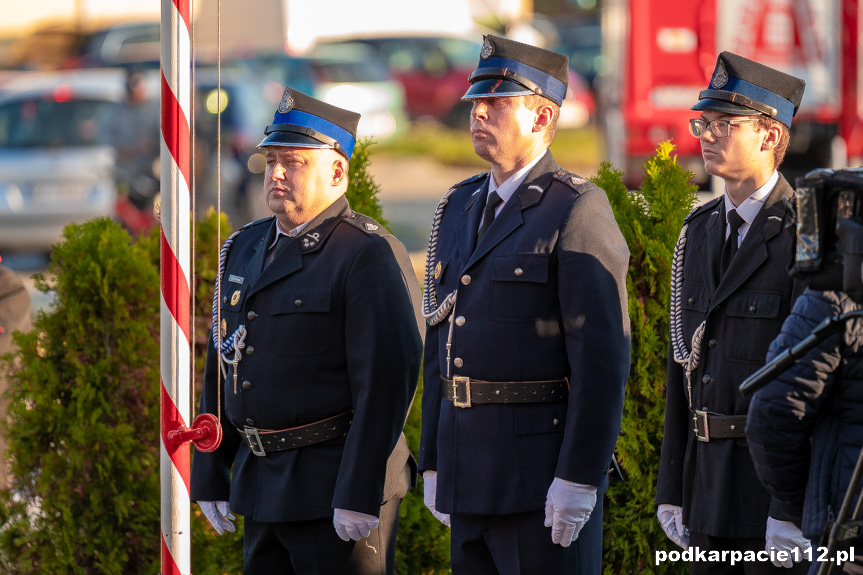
[333,508,380,541]
[422,470,451,527]
[657,504,690,550]
[765,517,811,568]
[544,477,597,547]
[198,500,235,535]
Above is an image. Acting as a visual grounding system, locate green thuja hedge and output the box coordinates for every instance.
[595,141,697,574]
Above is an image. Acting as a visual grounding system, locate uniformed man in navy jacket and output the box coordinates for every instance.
[190,88,422,575]
[419,35,631,574]
[656,52,810,573]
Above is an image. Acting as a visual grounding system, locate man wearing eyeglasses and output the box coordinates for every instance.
[655,52,811,573]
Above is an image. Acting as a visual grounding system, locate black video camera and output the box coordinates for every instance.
[791,167,863,303]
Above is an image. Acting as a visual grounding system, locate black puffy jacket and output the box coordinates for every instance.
[747,289,863,540]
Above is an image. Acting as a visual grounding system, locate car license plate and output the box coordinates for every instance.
[31,183,90,204]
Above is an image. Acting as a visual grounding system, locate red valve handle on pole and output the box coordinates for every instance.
[166,413,222,452]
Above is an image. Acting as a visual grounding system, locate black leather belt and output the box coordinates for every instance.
[441,376,568,408]
[692,409,747,442]
[238,411,352,456]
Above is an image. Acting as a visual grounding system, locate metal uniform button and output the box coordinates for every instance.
[294,299,303,307]
[461,274,472,286]
[749,304,757,314]
[245,346,255,356]
[514,267,524,277]
[242,380,251,391]
[707,338,717,348]
[454,357,464,368]
[553,418,560,426]
[455,316,466,326]
[688,297,695,305]
[223,296,228,303]
[247,311,257,320]
[246,418,255,426]
[701,374,711,384]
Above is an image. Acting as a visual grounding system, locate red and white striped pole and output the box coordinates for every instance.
[159,0,192,573]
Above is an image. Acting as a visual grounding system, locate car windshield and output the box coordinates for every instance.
[0,97,115,148]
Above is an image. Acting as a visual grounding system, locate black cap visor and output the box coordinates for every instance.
[691,97,763,117]
[462,78,534,100]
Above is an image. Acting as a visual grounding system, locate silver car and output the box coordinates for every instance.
[0,69,155,252]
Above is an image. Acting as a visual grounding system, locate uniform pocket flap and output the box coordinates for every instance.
[492,254,549,283]
[272,285,332,314]
[725,291,781,319]
[680,282,709,313]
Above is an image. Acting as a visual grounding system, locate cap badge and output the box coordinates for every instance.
[277,88,294,114]
[711,60,728,89]
[480,36,494,60]
[230,290,241,306]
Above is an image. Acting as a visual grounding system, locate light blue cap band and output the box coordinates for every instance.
[271,109,356,159]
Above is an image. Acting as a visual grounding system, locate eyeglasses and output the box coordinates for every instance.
[689,118,759,139]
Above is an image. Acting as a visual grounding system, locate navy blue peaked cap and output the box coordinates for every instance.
[258,87,360,160]
[463,35,569,106]
[692,52,806,127]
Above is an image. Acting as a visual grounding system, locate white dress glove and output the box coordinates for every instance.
[544,477,597,547]
[422,470,451,527]
[657,504,690,550]
[333,508,380,541]
[765,517,811,568]
[198,500,235,535]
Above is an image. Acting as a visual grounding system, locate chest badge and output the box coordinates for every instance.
[220,319,228,338]
[434,261,442,279]
[230,290,241,306]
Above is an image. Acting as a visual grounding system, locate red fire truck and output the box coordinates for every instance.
[601,0,862,190]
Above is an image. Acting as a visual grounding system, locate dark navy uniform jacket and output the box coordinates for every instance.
[418,151,631,515]
[190,195,422,522]
[656,175,798,538]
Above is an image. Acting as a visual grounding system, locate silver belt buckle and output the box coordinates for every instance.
[243,427,267,456]
[452,376,472,408]
[693,410,710,442]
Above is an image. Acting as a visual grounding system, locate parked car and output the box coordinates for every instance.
[66,21,161,70]
[0,68,157,252]
[314,33,482,128]
[315,32,595,130]
[227,45,408,142]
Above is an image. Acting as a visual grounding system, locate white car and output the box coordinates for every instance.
[0,68,156,252]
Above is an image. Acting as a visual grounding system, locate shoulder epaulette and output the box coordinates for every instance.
[342,211,387,235]
[683,196,722,223]
[449,172,488,191]
[552,168,590,193]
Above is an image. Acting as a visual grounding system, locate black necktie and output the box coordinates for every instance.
[720,209,744,277]
[476,191,503,244]
[264,233,289,269]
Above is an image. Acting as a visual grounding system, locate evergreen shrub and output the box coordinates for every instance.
[594,141,697,574]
